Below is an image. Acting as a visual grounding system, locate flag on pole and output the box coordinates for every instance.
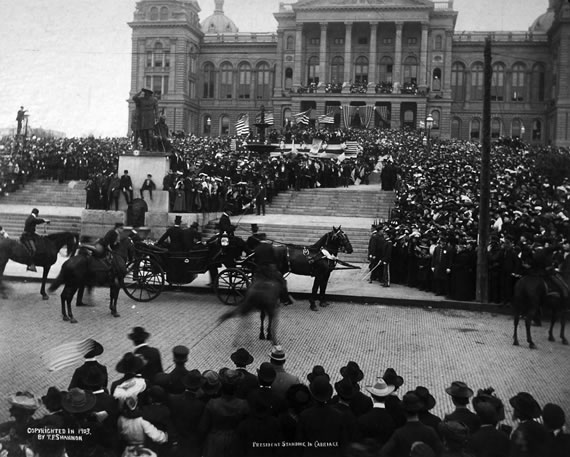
[264,111,274,125]
[236,113,249,136]
[43,339,98,372]
[317,114,334,124]
[293,109,311,125]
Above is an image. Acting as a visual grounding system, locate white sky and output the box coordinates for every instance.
[0,0,548,138]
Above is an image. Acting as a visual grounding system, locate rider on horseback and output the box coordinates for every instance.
[253,240,293,306]
[21,208,50,272]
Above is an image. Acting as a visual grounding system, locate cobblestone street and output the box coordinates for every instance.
[1,280,568,424]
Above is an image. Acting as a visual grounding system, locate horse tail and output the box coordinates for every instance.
[48,269,66,292]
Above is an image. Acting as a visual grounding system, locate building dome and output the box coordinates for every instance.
[529,6,555,33]
[201,0,238,34]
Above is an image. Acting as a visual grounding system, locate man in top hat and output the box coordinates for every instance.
[21,207,50,272]
[165,345,190,395]
[380,391,443,457]
[128,326,163,382]
[68,339,108,392]
[246,223,266,251]
[218,205,234,237]
[357,378,396,449]
[133,88,158,150]
[268,346,301,403]
[230,348,258,399]
[339,361,373,416]
[183,221,202,251]
[140,173,157,200]
[443,381,480,433]
[157,215,185,252]
[509,392,549,457]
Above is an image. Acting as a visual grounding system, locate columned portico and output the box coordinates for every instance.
[343,22,353,83]
[394,22,403,92]
[369,23,378,86]
[319,23,328,83]
[294,24,303,87]
[419,22,429,87]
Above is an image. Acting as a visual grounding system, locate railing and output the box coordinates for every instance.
[294,81,426,96]
[202,32,277,43]
[432,1,454,10]
[453,31,547,42]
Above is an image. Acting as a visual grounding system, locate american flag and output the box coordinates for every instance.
[317,114,334,124]
[344,141,363,155]
[43,338,98,372]
[293,109,311,125]
[236,113,249,136]
[255,111,274,125]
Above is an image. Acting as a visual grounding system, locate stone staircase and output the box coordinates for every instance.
[4,180,86,207]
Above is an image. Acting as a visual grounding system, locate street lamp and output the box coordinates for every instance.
[206,116,211,137]
[520,125,526,142]
[425,114,434,153]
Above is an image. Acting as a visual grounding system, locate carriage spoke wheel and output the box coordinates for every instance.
[215,268,250,306]
[123,255,165,302]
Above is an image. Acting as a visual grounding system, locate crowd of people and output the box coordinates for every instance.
[1,332,568,457]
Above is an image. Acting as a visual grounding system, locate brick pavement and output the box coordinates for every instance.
[0,281,568,426]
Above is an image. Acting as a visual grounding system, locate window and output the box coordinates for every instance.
[283,108,292,127]
[431,110,440,130]
[511,63,526,101]
[307,56,319,85]
[330,56,344,84]
[286,36,294,50]
[354,56,368,84]
[203,62,215,98]
[532,119,542,140]
[203,115,212,136]
[407,37,417,45]
[357,36,368,45]
[334,37,345,45]
[451,117,462,139]
[511,118,523,137]
[160,6,168,20]
[491,118,502,139]
[309,37,320,45]
[435,35,443,50]
[238,62,251,99]
[220,115,230,135]
[403,56,417,84]
[451,62,465,101]
[471,62,484,101]
[256,62,271,99]
[150,6,158,20]
[531,63,545,102]
[150,42,170,68]
[220,62,233,99]
[491,63,505,101]
[403,110,415,128]
[145,75,169,98]
[470,118,481,140]
[285,67,293,90]
[378,56,393,83]
[432,68,442,91]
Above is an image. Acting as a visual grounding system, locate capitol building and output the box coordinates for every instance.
[128,0,570,147]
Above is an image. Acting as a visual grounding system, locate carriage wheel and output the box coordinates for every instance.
[123,255,165,302]
[215,268,250,306]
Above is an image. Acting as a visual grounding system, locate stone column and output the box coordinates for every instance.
[393,22,403,93]
[273,31,285,96]
[369,23,378,87]
[319,23,328,84]
[343,22,353,83]
[391,102,401,129]
[419,22,429,87]
[293,24,304,88]
[442,30,453,98]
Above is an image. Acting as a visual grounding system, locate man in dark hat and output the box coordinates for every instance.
[368,224,381,282]
[140,173,156,200]
[230,348,258,399]
[246,223,266,251]
[414,386,441,431]
[133,88,158,150]
[339,361,373,416]
[443,381,480,433]
[97,222,124,255]
[382,368,406,427]
[542,403,570,457]
[380,391,443,457]
[466,389,510,457]
[165,345,190,395]
[16,106,26,135]
[128,326,163,382]
[218,205,234,236]
[252,240,294,305]
[509,392,549,457]
[120,170,133,205]
[157,215,185,251]
[68,339,108,392]
[330,378,359,444]
[183,221,202,251]
[21,208,50,272]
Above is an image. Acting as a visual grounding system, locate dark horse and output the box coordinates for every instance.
[274,226,353,311]
[0,232,78,299]
[48,237,134,323]
[218,276,281,344]
[513,270,569,349]
[206,232,249,285]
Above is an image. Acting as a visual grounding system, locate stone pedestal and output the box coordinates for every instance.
[81,210,125,239]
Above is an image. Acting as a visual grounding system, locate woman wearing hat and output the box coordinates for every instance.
[509,392,549,457]
[0,392,40,456]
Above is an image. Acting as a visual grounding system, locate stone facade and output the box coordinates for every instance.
[128,0,570,147]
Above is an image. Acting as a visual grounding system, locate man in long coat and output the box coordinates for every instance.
[133,88,158,151]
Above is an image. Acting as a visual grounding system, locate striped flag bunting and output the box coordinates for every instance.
[292,109,311,125]
[236,113,249,136]
[255,111,274,125]
[362,105,375,128]
[43,338,97,372]
[344,140,363,155]
[317,114,334,124]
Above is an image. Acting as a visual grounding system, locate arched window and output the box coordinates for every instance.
[307,56,319,85]
[491,118,502,139]
[150,6,159,20]
[470,118,481,140]
[403,56,418,84]
[153,42,163,67]
[220,115,230,135]
[220,62,233,99]
[286,36,294,50]
[284,67,293,90]
[354,56,369,84]
[203,62,215,98]
[471,62,484,101]
[378,56,393,83]
[532,119,542,141]
[451,117,462,139]
[330,56,344,84]
[531,63,545,102]
[434,35,443,50]
[431,110,440,130]
[238,62,251,99]
[283,108,292,127]
[160,6,168,20]
[432,68,442,91]
[491,63,505,101]
[511,118,523,137]
[203,115,212,135]
[256,62,271,99]
[451,62,465,101]
[511,63,526,101]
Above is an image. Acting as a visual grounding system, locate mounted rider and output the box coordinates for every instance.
[21,208,50,272]
[94,222,125,258]
[253,240,293,306]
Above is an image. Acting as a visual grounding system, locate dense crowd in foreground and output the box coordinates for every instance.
[0,330,568,457]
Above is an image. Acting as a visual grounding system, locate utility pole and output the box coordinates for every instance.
[476,36,492,303]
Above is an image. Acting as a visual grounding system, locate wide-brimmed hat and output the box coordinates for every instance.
[366,378,395,397]
[84,339,104,358]
[9,391,40,411]
[257,362,276,385]
[307,365,329,383]
[113,377,146,402]
[401,391,425,413]
[201,370,221,395]
[172,345,189,361]
[230,348,254,367]
[472,389,505,424]
[61,388,96,413]
[383,368,404,388]
[128,327,150,342]
[334,378,356,400]
[219,367,242,386]
[286,384,312,410]
[445,381,474,399]
[509,392,542,419]
[117,352,145,373]
[542,403,565,430]
[269,345,286,363]
[340,361,364,383]
[183,369,204,391]
[309,376,333,403]
[41,387,63,412]
[414,386,436,410]
[438,420,470,444]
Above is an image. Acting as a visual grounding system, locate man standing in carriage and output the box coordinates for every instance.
[21,208,50,272]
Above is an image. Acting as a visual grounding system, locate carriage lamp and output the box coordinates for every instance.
[221,232,230,247]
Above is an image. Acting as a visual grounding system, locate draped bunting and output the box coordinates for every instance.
[341,104,353,129]
[360,105,375,129]
[375,105,391,126]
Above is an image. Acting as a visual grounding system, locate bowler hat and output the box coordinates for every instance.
[257,362,276,385]
[382,368,404,389]
[472,389,505,423]
[269,345,286,363]
[509,392,541,419]
[41,387,63,412]
[286,384,312,410]
[31,208,39,215]
[116,352,145,374]
[340,361,364,383]
[334,378,356,400]
[438,420,470,444]
[84,339,104,359]
[230,347,254,367]
[61,388,96,414]
[366,379,395,398]
[183,369,204,391]
[172,345,189,361]
[414,386,436,410]
[9,391,40,411]
[401,391,424,413]
[128,327,150,342]
[307,365,329,383]
[201,370,221,395]
[445,381,474,399]
[309,376,333,403]
[542,403,565,430]
[114,222,124,229]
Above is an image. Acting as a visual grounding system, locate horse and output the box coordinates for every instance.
[0,231,79,299]
[274,226,353,311]
[512,270,569,349]
[48,237,134,323]
[218,276,281,345]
